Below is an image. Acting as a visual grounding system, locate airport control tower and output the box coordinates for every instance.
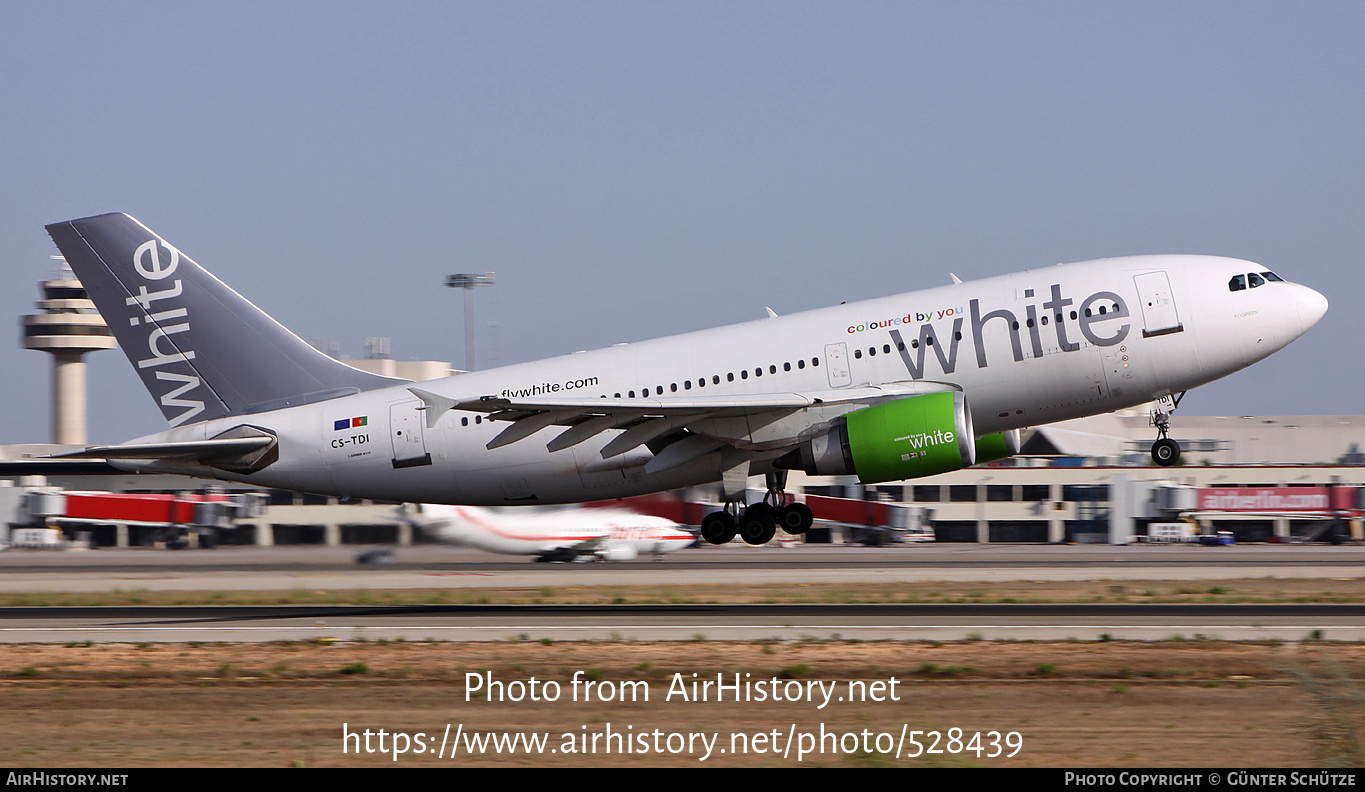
[20,260,116,445]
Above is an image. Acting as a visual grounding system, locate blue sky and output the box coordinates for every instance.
[1,1,1359,443]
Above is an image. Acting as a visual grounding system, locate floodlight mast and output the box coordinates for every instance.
[444,272,495,371]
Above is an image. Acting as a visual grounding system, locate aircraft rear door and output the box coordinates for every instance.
[1133,271,1183,338]
[390,401,432,468]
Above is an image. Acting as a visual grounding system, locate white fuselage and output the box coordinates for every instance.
[127,255,1326,505]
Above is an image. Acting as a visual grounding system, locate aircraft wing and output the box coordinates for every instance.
[409,381,955,473]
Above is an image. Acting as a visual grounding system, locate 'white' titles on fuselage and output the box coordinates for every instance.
[883,284,1131,379]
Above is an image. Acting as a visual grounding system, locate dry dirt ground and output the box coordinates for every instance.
[2,638,1364,767]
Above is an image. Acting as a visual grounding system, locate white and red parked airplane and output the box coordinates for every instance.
[398,504,694,562]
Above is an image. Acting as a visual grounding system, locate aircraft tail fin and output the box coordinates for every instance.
[46,213,407,427]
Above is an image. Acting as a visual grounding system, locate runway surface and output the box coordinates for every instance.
[1,543,1363,642]
[1,542,1362,592]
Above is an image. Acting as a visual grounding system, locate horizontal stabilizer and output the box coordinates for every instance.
[47,436,275,461]
[408,387,459,429]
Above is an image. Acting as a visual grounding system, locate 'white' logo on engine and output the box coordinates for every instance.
[895,429,955,448]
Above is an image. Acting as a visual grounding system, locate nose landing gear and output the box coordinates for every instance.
[1150,392,1184,467]
[1152,433,1181,466]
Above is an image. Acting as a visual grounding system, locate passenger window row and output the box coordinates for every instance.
[456,293,1132,432]
[609,356,823,399]
[459,355,827,428]
[849,302,1125,359]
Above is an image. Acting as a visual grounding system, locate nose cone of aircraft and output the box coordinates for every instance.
[1294,283,1329,335]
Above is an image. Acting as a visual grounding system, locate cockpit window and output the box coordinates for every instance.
[1248,272,1266,288]
[1261,271,1284,282]
[1229,274,1246,291]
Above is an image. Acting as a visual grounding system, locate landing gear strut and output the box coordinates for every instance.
[1150,392,1184,467]
[699,471,814,546]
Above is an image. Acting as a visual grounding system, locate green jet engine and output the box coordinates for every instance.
[781,391,979,483]
[973,428,1022,465]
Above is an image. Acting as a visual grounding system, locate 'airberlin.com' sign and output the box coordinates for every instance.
[1196,487,1352,512]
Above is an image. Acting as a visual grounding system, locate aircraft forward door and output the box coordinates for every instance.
[1099,343,1134,403]
[390,401,432,468]
[1134,272,1183,338]
[824,343,852,388]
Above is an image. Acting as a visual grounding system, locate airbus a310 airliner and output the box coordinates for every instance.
[41,213,1326,546]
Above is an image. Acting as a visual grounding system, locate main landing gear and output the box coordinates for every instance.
[1150,392,1184,467]
[699,472,815,546]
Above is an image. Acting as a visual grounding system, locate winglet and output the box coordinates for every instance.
[408,387,458,429]
[949,273,962,284]
[764,306,778,318]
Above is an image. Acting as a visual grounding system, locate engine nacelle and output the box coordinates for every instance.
[974,429,1022,464]
[780,391,976,484]
[596,542,639,562]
